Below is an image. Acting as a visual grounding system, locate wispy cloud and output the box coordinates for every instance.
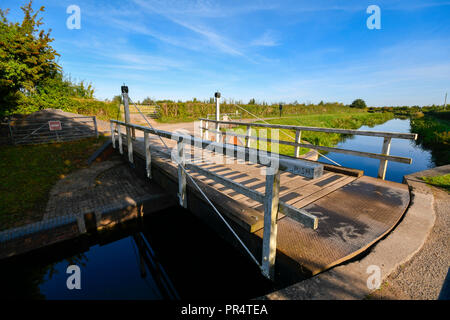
[250,30,279,47]
[131,0,244,56]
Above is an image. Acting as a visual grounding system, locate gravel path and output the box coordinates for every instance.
[370,186,449,299]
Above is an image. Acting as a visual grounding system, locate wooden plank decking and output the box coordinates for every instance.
[122,133,410,277]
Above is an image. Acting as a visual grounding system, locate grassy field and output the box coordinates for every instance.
[422,174,450,192]
[231,112,394,156]
[0,136,107,231]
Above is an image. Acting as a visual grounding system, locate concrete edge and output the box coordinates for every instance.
[260,176,436,300]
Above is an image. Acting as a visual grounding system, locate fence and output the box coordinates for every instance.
[120,104,160,118]
[8,116,98,145]
[206,112,241,120]
[110,119,322,280]
[199,118,418,180]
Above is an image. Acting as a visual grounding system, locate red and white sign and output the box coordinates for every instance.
[48,120,62,131]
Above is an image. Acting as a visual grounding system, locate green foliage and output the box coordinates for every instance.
[421,174,450,192]
[157,101,359,123]
[411,114,450,166]
[141,96,153,105]
[0,1,61,114]
[350,99,367,109]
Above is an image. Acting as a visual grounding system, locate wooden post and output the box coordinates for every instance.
[93,116,99,138]
[200,119,203,140]
[215,121,220,142]
[177,141,187,208]
[144,131,152,179]
[110,122,116,148]
[294,129,302,158]
[246,125,251,148]
[127,124,134,163]
[261,167,281,280]
[377,137,392,180]
[205,121,209,140]
[8,120,15,145]
[118,124,123,155]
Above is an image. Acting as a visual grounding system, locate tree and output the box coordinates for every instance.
[141,97,153,105]
[350,99,367,109]
[248,98,256,105]
[0,0,61,114]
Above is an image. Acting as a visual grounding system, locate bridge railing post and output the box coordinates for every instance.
[199,119,203,140]
[377,137,391,180]
[110,122,116,148]
[245,125,251,148]
[93,116,99,138]
[118,124,123,155]
[205,121,209,140]
[177,141,187,208]
[261,166,281,280]
[294,129,302,158]
[144,131,152,179]
[127,124,134,164]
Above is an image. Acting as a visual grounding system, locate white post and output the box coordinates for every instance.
[215,92,221,142]
[294,129,302,158]
[110,122,116,148]
[377,137,391,180]
[144,131,152,179]
[177,141,187,208]
[205,120,209,140]
[118,124,123,155]
[261,167,280,280]
[246,125,251,148]
[122,86,133,163]
[199,119,204,140]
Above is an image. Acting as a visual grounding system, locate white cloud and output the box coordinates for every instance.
[250,30,279,47]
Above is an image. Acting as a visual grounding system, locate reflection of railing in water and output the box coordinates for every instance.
[199,118,418,180]
[132,232,180,300]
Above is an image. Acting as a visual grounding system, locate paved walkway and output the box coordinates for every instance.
[44,155,156,220]
[369,165,450,299]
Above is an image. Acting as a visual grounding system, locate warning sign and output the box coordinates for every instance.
[48,120,62,131]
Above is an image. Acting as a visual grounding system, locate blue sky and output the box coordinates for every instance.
[2,0,450,106]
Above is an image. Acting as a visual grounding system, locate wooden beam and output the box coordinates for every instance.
[199,118,418,140]
[377,137,391,180]
[203,128,411,164]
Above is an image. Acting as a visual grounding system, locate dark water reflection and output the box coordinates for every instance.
[0,207,274,300]
[318,118,434,183]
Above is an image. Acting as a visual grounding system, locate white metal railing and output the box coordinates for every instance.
[110,119,322,280]
[199,118,418,180]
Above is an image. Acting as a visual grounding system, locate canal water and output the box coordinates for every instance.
[318,118,434,183]
[0,118,434,300]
